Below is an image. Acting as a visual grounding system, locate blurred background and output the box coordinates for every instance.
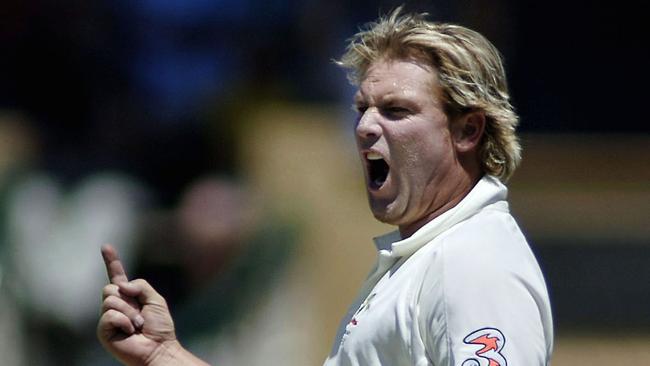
[0,0,648,364]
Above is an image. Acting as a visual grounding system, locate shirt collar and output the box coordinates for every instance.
[372,175,509,259]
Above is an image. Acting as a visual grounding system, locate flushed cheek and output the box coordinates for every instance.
[397,137,437,171]
[398,140,448,190]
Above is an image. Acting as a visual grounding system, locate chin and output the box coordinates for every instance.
[367,192,408,224]
[369,206,401,226]
[372,212,391,224]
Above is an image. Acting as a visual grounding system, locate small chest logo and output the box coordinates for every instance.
[461,327,507,366]
[349,293,377,327]
[340,292,378,347]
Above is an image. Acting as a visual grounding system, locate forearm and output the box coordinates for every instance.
[146,341,211,366]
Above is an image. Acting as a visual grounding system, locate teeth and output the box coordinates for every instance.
[367,152,383,160]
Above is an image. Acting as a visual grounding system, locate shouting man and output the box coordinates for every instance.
[98,9,553,366]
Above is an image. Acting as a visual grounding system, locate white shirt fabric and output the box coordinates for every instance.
[324,176,553,366]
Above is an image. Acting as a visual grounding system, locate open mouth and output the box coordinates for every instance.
[366,152,389,189]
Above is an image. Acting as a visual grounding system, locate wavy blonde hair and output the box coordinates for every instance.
[337,8,521,181]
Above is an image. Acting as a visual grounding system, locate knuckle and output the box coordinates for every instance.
[131,278,148,287]
[104,308,121,321]
[102,284,118,297]
[102,295,120,309]
[103,295,139,314]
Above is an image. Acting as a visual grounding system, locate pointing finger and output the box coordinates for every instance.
[101,244,129,285]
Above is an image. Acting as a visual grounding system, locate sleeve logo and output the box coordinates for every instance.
[461,327,507,366]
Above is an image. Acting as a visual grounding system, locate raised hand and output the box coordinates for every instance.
[98,244,179,366]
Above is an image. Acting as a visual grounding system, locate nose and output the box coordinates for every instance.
[355,108,382,140]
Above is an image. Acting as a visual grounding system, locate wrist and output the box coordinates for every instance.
[145,340,183,366]
[145,340,210,366]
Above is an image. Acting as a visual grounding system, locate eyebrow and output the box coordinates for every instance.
[354,91,401,104]
[378,94,404,104]
[377,93,419,109]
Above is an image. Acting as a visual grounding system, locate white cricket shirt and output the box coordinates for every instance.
[324,176,553,366]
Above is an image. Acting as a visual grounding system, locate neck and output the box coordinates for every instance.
[399,171,481,239]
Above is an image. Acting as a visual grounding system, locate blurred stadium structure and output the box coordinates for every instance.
[1,0,648,365]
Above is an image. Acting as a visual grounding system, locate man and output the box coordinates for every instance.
[98,8,553,366]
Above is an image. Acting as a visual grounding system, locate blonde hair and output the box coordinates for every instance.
[337,8,521,181]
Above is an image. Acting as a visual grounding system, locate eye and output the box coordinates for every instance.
[354,104,368,117]
[383,106,410,119]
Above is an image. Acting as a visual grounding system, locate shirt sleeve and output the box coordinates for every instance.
[417,212,552,366]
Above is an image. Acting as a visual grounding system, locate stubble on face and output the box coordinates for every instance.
[355,58,475,238]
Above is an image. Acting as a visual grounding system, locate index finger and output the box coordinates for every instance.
[101,244,129,284]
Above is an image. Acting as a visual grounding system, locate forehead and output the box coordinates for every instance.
[355,59,438,102]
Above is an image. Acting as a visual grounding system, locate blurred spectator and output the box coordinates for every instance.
[2,172,148,365]
[0,282,25,365]
[6,173,146,328]
[130,176,304,365]
[0,110,35,366]
[0,110,149,365]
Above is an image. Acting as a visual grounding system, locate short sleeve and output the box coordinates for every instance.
[417,211,552,366]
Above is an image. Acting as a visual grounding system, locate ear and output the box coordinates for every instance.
[451,111,486,153]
